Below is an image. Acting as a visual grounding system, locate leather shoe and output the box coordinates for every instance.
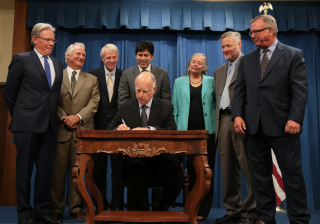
[49,211,62,221]
[18,219,37,224]
[254,220,267,224]
[70,210,86,220]
[236,218,257,224]
[215,214,241,224]
[36,216,63,224]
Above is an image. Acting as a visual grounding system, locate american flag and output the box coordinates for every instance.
[271,149,286,206]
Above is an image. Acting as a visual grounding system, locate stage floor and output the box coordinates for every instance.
[1,207,319,224]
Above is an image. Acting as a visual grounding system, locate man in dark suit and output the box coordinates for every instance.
[118,41,171,106]
[88,44,123,211]
[108,71,184,211]
[232,15,311,224]
[214,31,256,224]
[3,23,63,224]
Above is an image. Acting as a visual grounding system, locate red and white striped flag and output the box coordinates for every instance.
[271,149,286,206]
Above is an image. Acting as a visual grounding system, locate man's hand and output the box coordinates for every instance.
[132,127,151,130]
[117,124,130,130]
[285,120,300,134]
[63,115,80,128]
[234,116,246,135]
[70,124,79,130]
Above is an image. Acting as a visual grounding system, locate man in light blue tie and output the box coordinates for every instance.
[214,31,257,224]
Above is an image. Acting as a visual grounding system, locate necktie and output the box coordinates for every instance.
[44,56,52,88]
[107,73,113,102]
[260,49,269,80]
[71,71,77,95]
[141,105,148,127]
[220,62,235,110]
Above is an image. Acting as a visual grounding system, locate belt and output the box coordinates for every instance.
[220,109,232,115]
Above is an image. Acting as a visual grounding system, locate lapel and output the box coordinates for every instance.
[217,64,228,103]
[97,66,109,101]
[229,55,242,87]
[131,99,142,127]
[30,50,50,89]
[73,71,87,97]
[62,69,72,95]
[111,68,121,102]
[183,76,190,104]
[261,42,284,81]
[202,75,209,100]
[251,48,261,82]
[148,98,159,126]
[133,65,140,78]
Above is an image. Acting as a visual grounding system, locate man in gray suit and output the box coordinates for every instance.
[118,41,171,106]
[214,31,256,224]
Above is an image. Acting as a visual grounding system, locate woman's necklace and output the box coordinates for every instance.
[190,75,202,84]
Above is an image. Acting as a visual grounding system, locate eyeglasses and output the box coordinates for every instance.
[38,37,57,43]
[249,27,269,36]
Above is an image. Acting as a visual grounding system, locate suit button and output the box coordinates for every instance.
[220,94,222,96]
[71,106,74,108]
[108,115,109,117]
[203,102,206,105]
[205,113,207,116]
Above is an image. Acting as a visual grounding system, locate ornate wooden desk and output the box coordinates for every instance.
[73,130,211,224]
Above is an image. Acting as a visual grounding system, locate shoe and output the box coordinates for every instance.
[36,216,63,224]
[254,220,267,224]
[70,210,86,220]
[18,219,37,224]
[197,216,207,221]
[236,218,257,224]
[215,214,241,224]
[49,211,62,221]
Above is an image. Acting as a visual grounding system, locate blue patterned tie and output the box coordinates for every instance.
[260,49,269,80]
[44,56,52,87]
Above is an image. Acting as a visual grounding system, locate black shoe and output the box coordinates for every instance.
[236,218,257,224]
[18,219,38,224]
[215,214,241,224]
[36,216,63,224]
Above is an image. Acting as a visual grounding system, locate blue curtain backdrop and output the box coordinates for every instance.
[27,0,320,212]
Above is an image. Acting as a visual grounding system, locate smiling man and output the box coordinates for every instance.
[118,41,171,106]
[232,15,310,224]
[49,43,100,221]
[88,44,123,211]
[214,31,257,224]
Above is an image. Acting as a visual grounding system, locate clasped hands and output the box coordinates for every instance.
[234,117,300,135]
[116,124,150,131]
[62,115,80,130]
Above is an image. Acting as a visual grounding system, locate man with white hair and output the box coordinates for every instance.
[214,31,257,224]
[88,44,123,211]
[4,23,63,224]
[49,43,100,220]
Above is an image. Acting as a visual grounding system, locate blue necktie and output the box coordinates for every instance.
[44,56,52,87]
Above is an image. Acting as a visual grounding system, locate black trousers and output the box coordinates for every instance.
[126,156,184,211]
[13,126,56,221]
[93,154,123,210]
[187,134,216,217]
[247,122,311,224]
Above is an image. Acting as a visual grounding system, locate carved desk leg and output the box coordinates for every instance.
[86,154,104,215]
[184,155,212,224]
[72,153,95,224]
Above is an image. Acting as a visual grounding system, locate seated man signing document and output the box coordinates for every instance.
[107,71,184,211]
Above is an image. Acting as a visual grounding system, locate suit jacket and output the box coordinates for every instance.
[214,56,244,141]
[4,50,63,133]
[89,67,122,130]
[232,41,308,136]
[107,98,178,162]
[172,75,216,134]
[118,65,171,106]
[57,69,100,142]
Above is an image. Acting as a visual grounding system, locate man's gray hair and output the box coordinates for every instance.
[220,31,241,44]
[184,53,208,76]
[65,42,86,64]
[251,15,278,36]
[31,23,56,44]
[135,71,156,88]
[100,44,119,58]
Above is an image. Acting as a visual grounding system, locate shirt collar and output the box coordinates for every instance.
[139,97,153,109]
[104,66,116,76]
[229,53,243,67]
[261,38,278,54]
[138,64,151,73]
[34,48,50,59]
[67,66,81,75]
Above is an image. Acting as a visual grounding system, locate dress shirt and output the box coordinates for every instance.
[138,64,152,73]
[104,66,116,85]
[138,97,155,130]
[34,48,56,86]
[260,39,278,62]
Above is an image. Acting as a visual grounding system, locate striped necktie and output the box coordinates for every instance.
[71,71,77,95]
[107,72,113,102]
[260,49,269,80]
